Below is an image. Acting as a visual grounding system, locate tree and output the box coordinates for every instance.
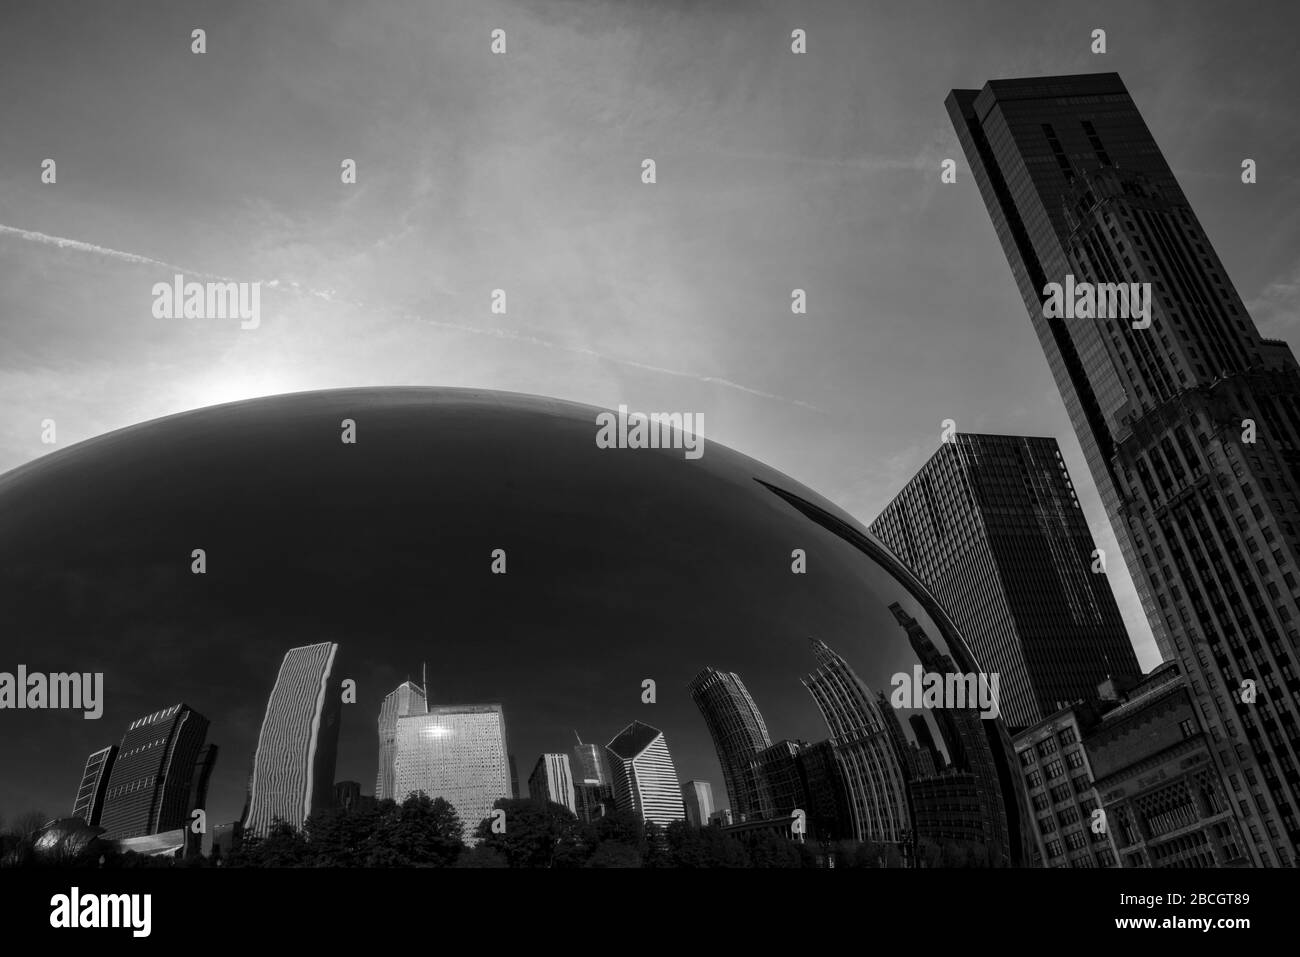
[473,798,583,868]
[456,845,508,868]
[371,793,465,867]
[741,829,805,868]
[663,820,748,868]
[586,841,641,868]
[224,820,310,868]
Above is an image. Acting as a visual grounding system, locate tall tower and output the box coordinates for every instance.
[98,704,211,840]
[606,720,686,827]
[376,679,428,800]
[687,666,773,820]
[244,642,343,836]
[949,72,1300,865]
[801,640,909,845]
[870,433,1141,728]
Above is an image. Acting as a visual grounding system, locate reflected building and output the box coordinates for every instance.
[752,740,807,821]
[606,721,686,827]
[529,753,577,814]
[890,602,1012,865]
[802,640,909,845]
[688,667,772,821]
[72,744,118,827]
[245,642,343,836]
[376,679,428,801]
[394,704,511,840]
[683,780,714,827]
[99,704,212,841]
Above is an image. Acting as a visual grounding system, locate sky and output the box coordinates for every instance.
[2,0,1299,713]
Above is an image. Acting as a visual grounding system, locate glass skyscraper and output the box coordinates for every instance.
[870,433,1141,729]
[688,666,773,820]
[244,642,343,837]
[949,72,1300,865]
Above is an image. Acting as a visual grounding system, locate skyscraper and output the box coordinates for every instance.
[870,433,1141,729]
[393,704,511,839]
[529,753,577,814]
[99,704,211,841]
[949,72,1300,865]
[682,780,714,827]
[572,736,613,787]
[376,679,428,801]
[244,642,343,836]
[71,744,117,827]
[801,640,909,846]
[606,721,686,827]
[688,666,773,821]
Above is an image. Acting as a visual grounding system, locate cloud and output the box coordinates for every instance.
[1,221,822,413]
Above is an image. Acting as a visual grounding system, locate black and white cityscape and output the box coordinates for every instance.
[2,0,1298,914]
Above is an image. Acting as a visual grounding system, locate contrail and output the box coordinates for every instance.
[0,223,235,281]
[1,221,824,412]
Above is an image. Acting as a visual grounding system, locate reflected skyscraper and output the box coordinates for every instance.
[889,602,1011,863]
[376,679,428,800]
[72,744,117,827]
[572,735,612,787]
[99,704,211,841]
[244,642,343,836]
[529,753,576,813]
[393,704,510,840]
[801,640,909,845]
[606,720,686,827]
[683,780,715,827]
[688,666,772,821]
[948,71,1300,865]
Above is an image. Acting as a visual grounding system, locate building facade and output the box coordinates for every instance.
[529,753,577,814]
[72,744,118,827]
[688,666,773,822]
[244,642,343,836]
[949,70,1300,865]
[870,433,1141,729]
[393,704,511,840]
[606,721,686,827]
[1086,663,1254,867]
[801,639,909,845]
[99,704,211,841]
[683,780,715,827]
[376,679,428,801]
[1014,707,1119,868]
